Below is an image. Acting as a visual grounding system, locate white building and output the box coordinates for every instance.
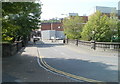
[96,6,117,14]
[41,30,65,40]
[88,6,117,15]
[69,13,78,16]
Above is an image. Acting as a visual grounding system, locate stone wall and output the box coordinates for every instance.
[65,39,120,51]
[2,41,23,57]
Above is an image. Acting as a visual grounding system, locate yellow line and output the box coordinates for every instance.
[39,55,102,82]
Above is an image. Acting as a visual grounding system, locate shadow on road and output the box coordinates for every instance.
[2,44,74,83]
[2,43,119,83]
[36,42,118,82]
[43,57,118,82]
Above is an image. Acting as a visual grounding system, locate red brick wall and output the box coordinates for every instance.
[80,16,88,23]
[41,23,51,30]
[52,23,63,31]
[41,22,63,31]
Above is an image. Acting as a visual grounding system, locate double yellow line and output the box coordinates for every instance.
[39,55,102,83]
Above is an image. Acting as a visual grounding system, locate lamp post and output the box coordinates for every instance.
[92,31,95,41]
[91,30,96,50]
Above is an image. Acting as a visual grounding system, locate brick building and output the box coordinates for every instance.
[41,22,63,31]
[80,16,88,23]
[41,22,65,40]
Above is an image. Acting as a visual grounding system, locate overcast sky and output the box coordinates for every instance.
[40,0,119,20]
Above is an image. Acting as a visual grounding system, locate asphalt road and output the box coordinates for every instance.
[37,42,118,82]
[2,44,75,82]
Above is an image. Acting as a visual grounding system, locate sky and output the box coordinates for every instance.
[40,0,120,20]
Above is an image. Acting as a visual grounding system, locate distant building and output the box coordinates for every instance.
[79,16,88,23]
[41,22,63,31]
[69,13,78,16]
[96,6,117,14]
[89,6,117,17]
[41,22,65,40]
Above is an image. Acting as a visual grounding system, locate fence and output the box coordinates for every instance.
[65,39,120,50]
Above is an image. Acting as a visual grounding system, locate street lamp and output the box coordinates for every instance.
[92,31,95,41]
[91,30,96,50]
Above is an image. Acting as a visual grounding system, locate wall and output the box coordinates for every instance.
[2,41,23,57]
[41,22,63,31]
[65,39,120,51]
[56,31,65,39]
[41,30,65,40]
[41,23,51,30]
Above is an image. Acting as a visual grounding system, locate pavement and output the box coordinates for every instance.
[2,41,75,83]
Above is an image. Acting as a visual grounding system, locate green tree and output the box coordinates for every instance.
[117,21,120,42]
[2,2,42,43]
[63,16,84,39]
[81,11,118,42]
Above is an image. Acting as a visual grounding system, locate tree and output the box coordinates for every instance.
[117,21,120,42]
[81,11,118,42]
[2,2,42,43]
[63,16,84,39]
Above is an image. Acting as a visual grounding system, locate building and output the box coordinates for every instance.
[41,22,65,40]
[41,22,63,31]
[69,13,78,16]
[96,6,117,14]
[89,6,117,17]
[40,13,88,40]
[79,16,88,23]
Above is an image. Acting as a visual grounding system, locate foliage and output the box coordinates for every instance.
[81,11,118,42]
[2,2,42,42]
[41,18,61,23]
[117,21,120,42]
[63,16,84,39]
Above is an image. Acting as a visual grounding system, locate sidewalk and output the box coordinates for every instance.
[2,41,75,82]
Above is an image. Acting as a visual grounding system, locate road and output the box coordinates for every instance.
[2,44,75,82]
[37,41,118,82]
